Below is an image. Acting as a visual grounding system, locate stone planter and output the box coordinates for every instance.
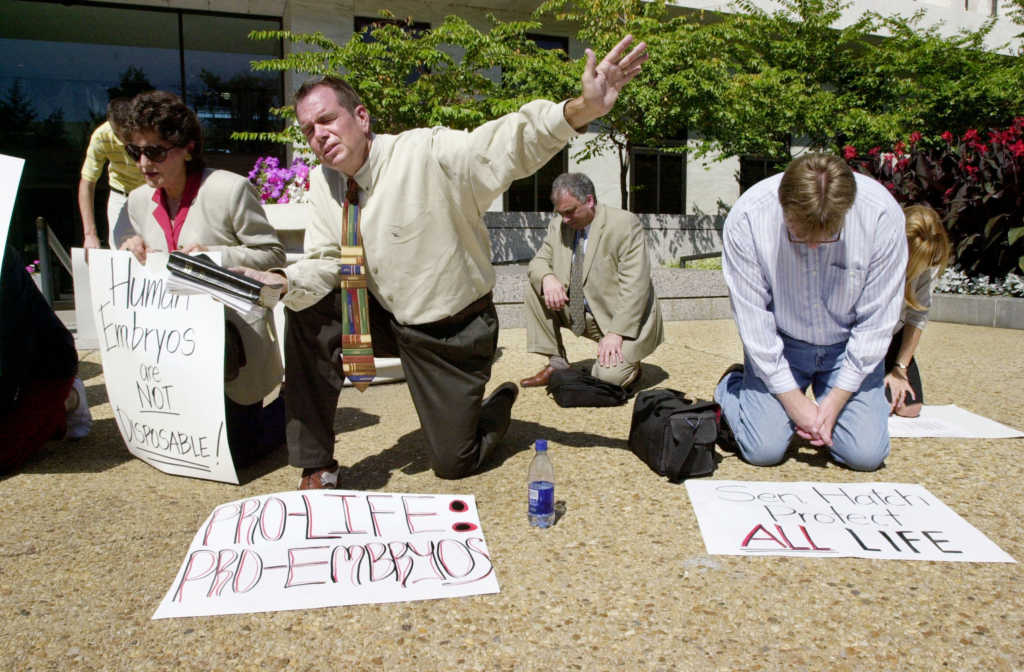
[930,293,1024,330]
[262,202,312,263]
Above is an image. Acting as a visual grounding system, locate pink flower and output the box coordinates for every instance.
[894,141,906,155]
[1010,140,1024,158]
[868,146,881,157]
[909,131,922,145]
[963,129,979,143]
[942,131,954,144]
[842,145,857,160]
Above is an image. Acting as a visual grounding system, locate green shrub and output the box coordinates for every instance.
[843,117,1024,277]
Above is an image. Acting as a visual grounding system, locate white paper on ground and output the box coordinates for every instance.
[888,404,1023,438]
[686,480,1015,563]
[153,490,499,619]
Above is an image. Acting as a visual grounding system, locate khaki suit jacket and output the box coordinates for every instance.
[528,204,664,362]
[126,169,286,404]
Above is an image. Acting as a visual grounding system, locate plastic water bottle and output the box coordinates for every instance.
[527,440,555,528]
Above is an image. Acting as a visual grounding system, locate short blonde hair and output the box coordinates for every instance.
[903,204,952,311]
[778,153,856,241]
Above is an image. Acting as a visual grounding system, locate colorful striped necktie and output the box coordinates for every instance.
[339,178,375,392]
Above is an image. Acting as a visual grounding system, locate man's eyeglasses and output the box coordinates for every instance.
[786,227,841,245]
[124,144,177,163]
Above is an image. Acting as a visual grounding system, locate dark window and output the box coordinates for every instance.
[630,141,686,214]
[504,33,569,212]
[354,16,430,85]
[183,13,284,175]
[525,34,569,52]
[354,16,430,37]
[739,135,790,193]
[739,140,790,194]
[738,157,776,194]
[506,152,568,212]
[0,0,283,262]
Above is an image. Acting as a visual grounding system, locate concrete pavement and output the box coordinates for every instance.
[1,319,1021,671]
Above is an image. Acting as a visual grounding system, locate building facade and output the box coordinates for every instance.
[1,0,1019,264]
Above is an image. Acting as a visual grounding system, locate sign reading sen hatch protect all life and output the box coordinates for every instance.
[686,481,1014,563]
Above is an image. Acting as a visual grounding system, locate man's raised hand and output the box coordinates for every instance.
[564,35,649,130]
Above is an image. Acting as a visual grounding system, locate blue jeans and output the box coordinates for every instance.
[714,333,890,471]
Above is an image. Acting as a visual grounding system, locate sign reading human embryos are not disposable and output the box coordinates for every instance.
[686,481,1015,563]
[153,491,499,618]
[88,249,236,483]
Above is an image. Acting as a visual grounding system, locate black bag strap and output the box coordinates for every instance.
[665,419,696,479]
[665,401,718,480]
[683,399,718,414]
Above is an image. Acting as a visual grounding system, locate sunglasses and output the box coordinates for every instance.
[124,144,178,163]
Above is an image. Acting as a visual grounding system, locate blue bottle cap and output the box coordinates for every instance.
[535,439,548,452]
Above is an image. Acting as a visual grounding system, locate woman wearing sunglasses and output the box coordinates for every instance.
[119,90,286,468]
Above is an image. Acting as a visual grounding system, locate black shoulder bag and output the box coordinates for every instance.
[627,388,719,481]
[545,368,629,408]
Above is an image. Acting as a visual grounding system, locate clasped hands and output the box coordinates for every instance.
[777,387,852,448]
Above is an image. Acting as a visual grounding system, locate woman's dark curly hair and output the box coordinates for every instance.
[125,91,204,174]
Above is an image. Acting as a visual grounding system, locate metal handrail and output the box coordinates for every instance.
[34,217,73,306]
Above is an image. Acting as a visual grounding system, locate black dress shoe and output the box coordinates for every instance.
[717,363,744,386]
[520,365,555,388]
[716,406,740,454]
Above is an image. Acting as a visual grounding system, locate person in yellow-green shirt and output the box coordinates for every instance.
[77,98,145,249]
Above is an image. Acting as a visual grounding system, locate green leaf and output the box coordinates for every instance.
[1009,226,1024,247]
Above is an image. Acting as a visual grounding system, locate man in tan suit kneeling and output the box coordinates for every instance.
[521,172,664,389]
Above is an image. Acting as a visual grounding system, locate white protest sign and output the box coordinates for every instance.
[686,481,1015,563]
[0,154,25,267]
[72,248,99,349]
[153,490,499,619]
[88,248,237,483]
[888,404,1023,439]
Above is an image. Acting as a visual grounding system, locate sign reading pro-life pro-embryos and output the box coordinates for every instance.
[686,481,1014,563]
[88,249,236,483]
[153,491,499,618]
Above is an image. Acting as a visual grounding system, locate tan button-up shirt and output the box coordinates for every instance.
[282,99,577,325]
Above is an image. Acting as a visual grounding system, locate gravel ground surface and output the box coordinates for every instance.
[1,320,1021,671]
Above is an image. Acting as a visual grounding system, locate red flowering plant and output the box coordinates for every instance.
[842,117,1024,277]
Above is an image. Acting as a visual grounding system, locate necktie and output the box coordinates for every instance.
[568,230,585,336]
[339,178,375,391]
